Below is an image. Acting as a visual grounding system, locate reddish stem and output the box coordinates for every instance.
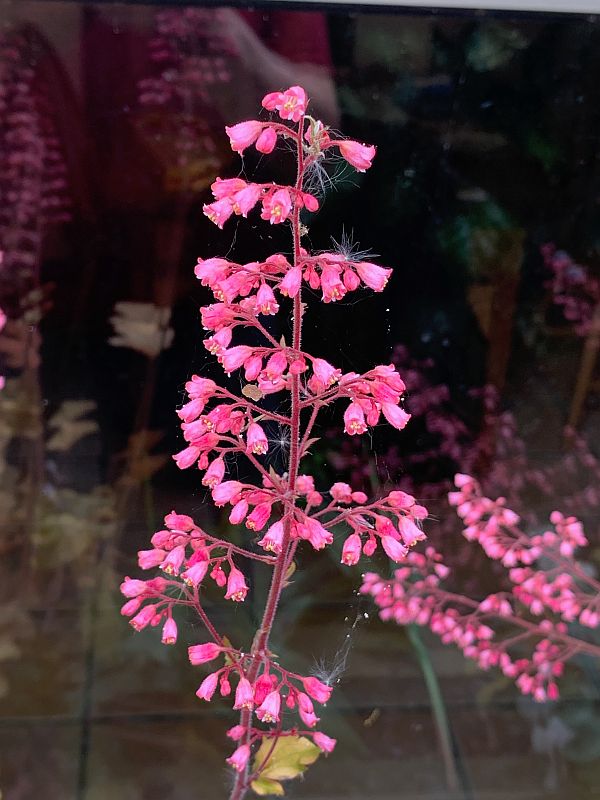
[228,116,307,800]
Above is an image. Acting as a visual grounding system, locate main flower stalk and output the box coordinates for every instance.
[229,120,306,800]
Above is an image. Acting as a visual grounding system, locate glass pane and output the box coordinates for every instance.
[1,3,600,798]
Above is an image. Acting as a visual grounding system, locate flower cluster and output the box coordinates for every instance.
[363,474,600,703]
[0,28,70,280]
[138,7,232,174]
[139,8,232,107]
[196,247,391,306]
[0,28,70,386]
[121,86,424,799]
[543,243,600,337]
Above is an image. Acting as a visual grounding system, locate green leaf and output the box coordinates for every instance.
[250,736,321,796]
[251,777,285,796]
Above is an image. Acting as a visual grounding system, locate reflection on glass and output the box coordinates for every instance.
[1,3,600,799]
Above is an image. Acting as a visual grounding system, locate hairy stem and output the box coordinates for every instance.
[228,118,306,800]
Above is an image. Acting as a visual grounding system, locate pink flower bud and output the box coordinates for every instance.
[196,671,220,701]
[343,269,360,291]
[330,482,353,502]
[363,536,377,556]
[120,578,148,598]
[227,725,246,741]
[337,140,376,172]
[279,266,302,298]
[256,690,281,723]
[211,177,247,199]
[352,491,368,504]
[177,397,206,423]
[313,732,337,753]
[220,345,253,373]
[151,529,172,548]
[256,283,280,316]
[165,510,195,532]
[355,261,392,291]
[161,617,178,645]
[255,126,277,153]
[258,520,285,553]
[181,560,209,587]
[130,604,157,632]
[381,403,411,430]
[173,445,200,469]
[229,499,249,524]
[302,677,332,704]
[263,351,287,381]
[387,491,415,509]
[202,457,225,488]
[212,481,243,506]
[246,502,272,531]
[225,120,263,153]
[262,91,281,110]
[203,198,234,229]
[253,673,275,705]
[296,475,314,494]
[297,692,314,714]
[244,354,263,381]
[344,402,368,435]
[188,642,222,665]
[397,516,426,546]
[211,564,227,587]
[381,535,408,562]
[261,189,292,225]
[120,597,142,617]
[225,567,249,602]
[226,744,251,773]
[302,192,319,212]
[310,358,341,391]
[341,533,362,566]
[137,548,166,569]
[289,357,307,374]
[246,422,269,455]
[233,677,254,709]
[160,545,186,576]
[307,491,323,506]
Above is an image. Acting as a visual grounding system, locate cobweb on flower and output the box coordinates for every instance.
[330,229,379,263]
[310,602,370,689]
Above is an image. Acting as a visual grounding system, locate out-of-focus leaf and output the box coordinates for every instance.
[47,421,98,451]
[284,560,296,581]
[117,429,168,484]
[109,301,174,357]
[467,23,528,72]
[222,636,235,667]
[127,429,165,452]
[120,453,169,483]
[250,735,321,796]
[251,777,285,796]
[47,400,98,451]
[526,130,561,173]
